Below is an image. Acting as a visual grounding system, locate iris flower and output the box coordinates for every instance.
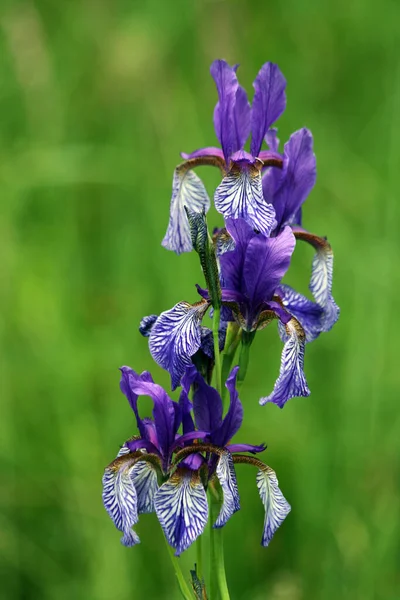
[102,366,290,555]
[143,217,309,407]
[162,59,287,254]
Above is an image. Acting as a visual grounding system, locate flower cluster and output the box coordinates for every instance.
[103,60,339,560]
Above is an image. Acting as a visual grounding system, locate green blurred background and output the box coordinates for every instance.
[1,1,399,598]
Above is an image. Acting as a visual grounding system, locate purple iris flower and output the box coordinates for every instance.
[260,128,339,341]
[162,60,287,254]
[142,217,309,407]
[215,218,310,408]
[103,365,290,555]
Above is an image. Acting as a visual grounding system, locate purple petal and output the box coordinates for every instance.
[265,128,316,231]
[123,372,177,461]
[257,466,291,546]
[227,443,266,454]
[192,370,223,433]
[250,63,286,157]
[213,450,240,528]
[170,431,209,452]
[102,454,140,547]
[162,162,210,255]
[139,314,158,337]
[213,366,243,447]
[243,226,296,308]
[180,453,206,471]
[219,218,256,294]
[120,367,154,440]
[233,84,252,152]
[154,469,208,556]
[214,160,276,237]
[181,147,225,160]
[277,284,324,343]
[211,59,239,161]
[179,367,196,434]
[126,438,160,456]
[149,300,209,390]
[265,128,280,152]
[260,318,310,408]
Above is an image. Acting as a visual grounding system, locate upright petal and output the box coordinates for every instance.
[149,300,209,390]
[155,468,208,556]
[179,367,196,434]
[243,226,296,310]
[119,367,154,441]
[256,466,291,546]
[260,317,310,408]
[214,157,276,238]
[250,63,286,157]
[211,59,239,161]
[232,84,252,152]
[277,284,324,343]
[266,129,316,231]
[294,229,340,332]
[102,454,140,547]
[212,366,243,447]
[162,162,210,254]
[213,450,241,528]
[122,368,177,461]
[192,369,223,433]
[219,218,257,294]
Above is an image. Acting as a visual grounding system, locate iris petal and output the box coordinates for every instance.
[214,160,276,237]
[149,300,209,390]
[154,468,208,556]
[131,460,159,514]
[260,317,310,408]
[277,284,324,343]
[102,454,140,547]
[250,63,287,157]
[293,229,340,333]
[256,466,291,547]
[213,450,240,528]
[162,162,210,255]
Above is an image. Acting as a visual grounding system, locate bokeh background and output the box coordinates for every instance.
[1,1,400,599]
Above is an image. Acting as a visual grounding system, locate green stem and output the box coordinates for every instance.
[212,307,222,396]
[196,534,203,582]
[209,487,230,600]
[238,330,256,386]
[164,537,194,600]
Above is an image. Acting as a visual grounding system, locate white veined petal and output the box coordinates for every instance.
[162,165,210,255]
[260,317,310,408]
[154,469,208,556]
[102,456,140,547]
[131,460,159,514]
[213,450,240,528]
[214,164,276,236]
[309,244,340,331]
[256,466,291,546]
[149,301,208,390]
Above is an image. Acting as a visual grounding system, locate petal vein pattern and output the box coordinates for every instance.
[213,450,240,528]
[131,460,159,514]
[310,243,340,331]
[162,165,210,255]
[256,466,291,546]
[102,457,140,547]
[149,301,209,390]
[215,165,276,237]
[260,318,310,408]
[154,469,208,556]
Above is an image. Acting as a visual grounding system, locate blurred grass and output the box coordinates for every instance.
[1,1,400,599]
